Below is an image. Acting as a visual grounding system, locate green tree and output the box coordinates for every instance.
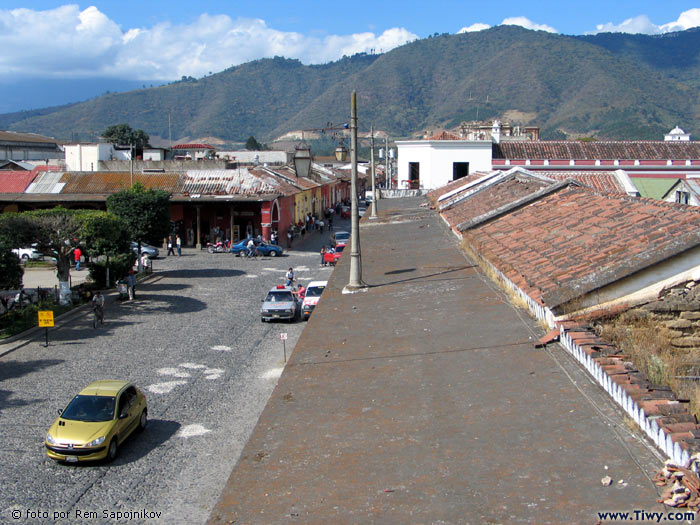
[106,182,171,263]
[101,123,151,148]
[245,136,265,151]
[80,211,132,287]
[0,245,23,290]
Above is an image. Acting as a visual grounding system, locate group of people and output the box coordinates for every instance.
[166,234,182,256]
[319,245,337,266]
[285,268,305,299]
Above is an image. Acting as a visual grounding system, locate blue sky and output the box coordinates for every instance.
[1,2,700,82]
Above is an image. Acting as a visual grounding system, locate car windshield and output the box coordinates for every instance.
[61,395,115,422]
[265,291,293,302]
[336,233,350,241]
[305,286,325,298]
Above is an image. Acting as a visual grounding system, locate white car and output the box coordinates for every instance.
[12,247,43,260]
[302,281,327,320]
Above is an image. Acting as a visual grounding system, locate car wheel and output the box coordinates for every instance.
[21,254,29,260]
[138,410,147,432]
[107,438,118,462]
[261,317,266,323]
[269,250,277,257]
[207,246,215,254]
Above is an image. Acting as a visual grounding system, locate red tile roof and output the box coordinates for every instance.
[0,170,39,193]
[426,172,495,203]
[425,131,462,141]
[460,185,700,309]
[172,143,215,150]
[494,141,700,160]
[539,171,626,194]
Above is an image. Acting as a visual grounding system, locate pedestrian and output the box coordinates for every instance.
[126,269,136,299]
[176,234,182,256]
[92,291,104,324]
[285,267,296,287]
[287,230,292,249]
[271,231,277,245]
[73,246,82,271]
[320,245,327,266]
[292,283,305,300]
[167,236,175,256]
[318,219,324,232]
[328,216,333,231]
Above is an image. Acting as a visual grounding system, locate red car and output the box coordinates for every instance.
[323,243,346,266]
[340,206,351,219]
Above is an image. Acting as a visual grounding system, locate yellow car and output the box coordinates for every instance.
[45,380,147,463]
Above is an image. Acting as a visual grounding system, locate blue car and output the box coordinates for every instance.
[231,239,283,257]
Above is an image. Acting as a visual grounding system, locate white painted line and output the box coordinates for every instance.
[260,368,283,380]
[210,346,232,352]
[147,381,187,394]
[179,362,207,369]
[203,368,224,380]
[175,424,211,438]
[157,367,191,378]
[245,274,258,278]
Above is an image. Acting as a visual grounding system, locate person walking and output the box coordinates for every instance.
[126,270,136,299]
[176,234,182,256]
[320,245,327,266]
[328,216,333,231]
[285,268,296,287]
[92,291,104,325]
[167,236,175,256]
[74,246,82,271]
[287,230,292,249]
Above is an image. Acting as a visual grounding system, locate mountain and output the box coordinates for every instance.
[2,26,700,142]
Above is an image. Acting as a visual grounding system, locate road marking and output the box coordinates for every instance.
[204,368,224,380]
[157,367,191,378]
[260,368,283,379]
[179,362,207,369]
[175,424,211,438]
[147,381,187,394]
[210,346,232,352]
[245,274,258,278]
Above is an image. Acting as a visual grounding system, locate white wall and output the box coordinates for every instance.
[396,140,493,189]
[64,143,120,171]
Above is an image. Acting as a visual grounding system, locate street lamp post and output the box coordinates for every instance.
[369,126,377,218]
[344,91,367,293]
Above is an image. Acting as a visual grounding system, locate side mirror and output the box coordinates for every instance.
[57,409,63,415]
[119,411,129,419]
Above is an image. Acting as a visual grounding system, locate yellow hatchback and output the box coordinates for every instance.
[45,380,147,463]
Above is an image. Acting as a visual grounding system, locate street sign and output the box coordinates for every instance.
[38,311,54,327]
[280,333,288,340]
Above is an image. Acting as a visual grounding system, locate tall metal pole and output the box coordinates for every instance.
[344,91,366,293]
[370,125,377,218]
[385,136,389,188]
[130,143,134,188]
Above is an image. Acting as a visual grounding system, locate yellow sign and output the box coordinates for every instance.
[38,311,54,327]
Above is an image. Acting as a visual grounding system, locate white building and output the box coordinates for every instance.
[395,131,493,190]
[215,150,291,165]
[64,143,130,171]
[665,126,691,142]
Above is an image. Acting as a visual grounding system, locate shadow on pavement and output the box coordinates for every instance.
[159,269,244,279]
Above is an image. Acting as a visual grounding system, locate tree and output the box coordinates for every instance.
[106,183,171,267]
[79,211,132,287]
[0,245,23,290]
[101,123,151,148]
[245,136,265,151]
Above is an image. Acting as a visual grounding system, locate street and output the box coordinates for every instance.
[0,229,335,524]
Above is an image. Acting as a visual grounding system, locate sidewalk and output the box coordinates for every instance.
[209,197,664,523]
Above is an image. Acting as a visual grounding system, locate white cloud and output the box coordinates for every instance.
[458,23,491,34]
[501,17,557,33]
[0,6,418,81]
[591,8,700,35]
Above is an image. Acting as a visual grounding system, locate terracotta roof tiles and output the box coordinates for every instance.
[494,141,700,160]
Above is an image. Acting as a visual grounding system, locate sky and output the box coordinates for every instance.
[1,1,700,82]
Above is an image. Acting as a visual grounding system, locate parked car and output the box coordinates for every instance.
[260,284,301,322]
[12,247,43,260]
[45,380,147,463]
[302,281,327,320]
[231,239,283,257]
[131,242,159,259]
[330,231,350,247]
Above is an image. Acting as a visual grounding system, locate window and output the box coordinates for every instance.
[453,162,469,181]
[676,190,690,204]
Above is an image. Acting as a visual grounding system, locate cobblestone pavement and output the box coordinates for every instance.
[210,197,666,523]
[0,224,337,524]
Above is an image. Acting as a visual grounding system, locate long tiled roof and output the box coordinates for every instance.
[0,170,39,193]
[0,130,61,145]
[461,185,700,308]
[426,171,496,203]
[539,171,625,193]
[494,141,700,160]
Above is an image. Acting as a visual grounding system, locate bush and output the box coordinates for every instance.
[0,300,73,339]
[88,252,136,287]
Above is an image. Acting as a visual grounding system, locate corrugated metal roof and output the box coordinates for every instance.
[59,172,182,194]
[0,130,61,145]
[183,169,284,196]
[0,170,39,193]
[26,171,66,193]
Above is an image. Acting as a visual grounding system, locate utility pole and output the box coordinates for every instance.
[385,136,390,188]
[344,91,367,293]
[370,125,377,218]
[130,143,134,187]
